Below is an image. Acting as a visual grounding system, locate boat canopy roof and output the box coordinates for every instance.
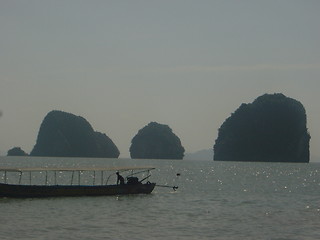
[0,166,155,173]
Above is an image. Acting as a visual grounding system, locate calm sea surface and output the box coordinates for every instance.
[0,157,319,240]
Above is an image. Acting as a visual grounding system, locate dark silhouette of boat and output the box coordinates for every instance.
[0,167,156,198]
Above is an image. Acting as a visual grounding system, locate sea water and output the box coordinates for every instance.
[0,157,319,240]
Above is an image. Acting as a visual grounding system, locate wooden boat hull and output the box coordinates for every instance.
[0,182,156,198]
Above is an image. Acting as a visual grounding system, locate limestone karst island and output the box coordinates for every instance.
[6,93,311,163]
[130,122,185,160]
[7,147,28,156]
[30,110,120,158]
[214,93,310,163]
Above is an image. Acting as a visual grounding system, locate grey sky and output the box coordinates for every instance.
[1,1,319,160]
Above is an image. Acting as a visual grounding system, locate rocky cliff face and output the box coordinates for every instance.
[130,122,185,159]
[30,110,120,158]
[214,93,310,162]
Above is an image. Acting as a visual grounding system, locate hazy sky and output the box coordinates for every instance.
[1,1,320,160]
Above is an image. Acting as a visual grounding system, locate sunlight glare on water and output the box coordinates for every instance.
[0,157,319,240]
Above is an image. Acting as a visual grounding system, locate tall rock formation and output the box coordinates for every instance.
[130,122,185,159]
[214,93,310,162]
[30,110,120,158]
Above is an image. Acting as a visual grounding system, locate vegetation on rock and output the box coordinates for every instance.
[130,122,185,159]
[214,93,310,162]
[30,110,120,158]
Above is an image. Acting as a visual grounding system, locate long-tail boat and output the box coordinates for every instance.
[0,166,156,198]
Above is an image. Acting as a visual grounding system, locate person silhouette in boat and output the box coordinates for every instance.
[116,172,125,185]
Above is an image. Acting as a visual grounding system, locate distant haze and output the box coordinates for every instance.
[184,149,213,161]
[1,1,319,161]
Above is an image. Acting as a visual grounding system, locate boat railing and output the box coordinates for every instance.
[0,167,155,186]
[1,170,100,186]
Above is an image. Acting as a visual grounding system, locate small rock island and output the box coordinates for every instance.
[30,110,120,158]
[214,93,310,162]
[130,122,185,159]
[7,147,28,156]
